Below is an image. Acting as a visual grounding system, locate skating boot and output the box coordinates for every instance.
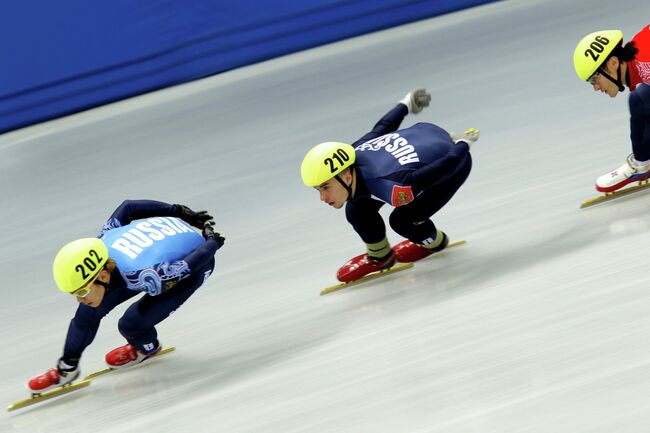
[336,252,396,283]
[27,360,80,394]
[105,343,161,369]
[393,232,449,263]
[596,154,650,193]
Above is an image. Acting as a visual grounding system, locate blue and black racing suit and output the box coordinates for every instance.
[346,103,472,249]
[61,200,221,366]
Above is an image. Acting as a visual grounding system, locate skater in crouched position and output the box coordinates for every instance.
[573,25,650,192]
[27,199,225,394]
[300,89,478,282]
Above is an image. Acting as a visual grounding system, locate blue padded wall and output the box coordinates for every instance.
[0,0,497,133]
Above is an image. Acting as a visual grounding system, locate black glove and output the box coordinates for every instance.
[173,204,213,229]
[202,221,225,249]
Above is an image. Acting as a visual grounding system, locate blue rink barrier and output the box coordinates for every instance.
[0,0,498,134]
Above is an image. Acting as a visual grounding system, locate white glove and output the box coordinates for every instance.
[399,88,431,114]
[450,128,480,148]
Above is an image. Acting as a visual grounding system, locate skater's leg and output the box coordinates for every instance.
[336,197,395,282]
[117,259,215,354]
[389,157,470,262]
[597,86,650,193]
[345,196,392,259]
[27,287,141,393]
[390,156,471,244]
[630,83,650,162]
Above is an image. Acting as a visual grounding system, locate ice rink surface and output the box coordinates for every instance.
[2,0,650,431]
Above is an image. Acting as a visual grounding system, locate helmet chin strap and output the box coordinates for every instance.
[95,279,110,290]
[599,65,626,92]
[334,169,354,201]
[94,269,111,290]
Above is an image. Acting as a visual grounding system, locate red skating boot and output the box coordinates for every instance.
[393,232,449,263]
[27,361,80,394]
[336,252,396,282]
[105,343,161,369]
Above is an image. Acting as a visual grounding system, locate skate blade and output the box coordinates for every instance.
[7,380,91,412]
[320,263,414,295]
[320,239,466,295]
[83,346,176,380]
[581,180,650,208]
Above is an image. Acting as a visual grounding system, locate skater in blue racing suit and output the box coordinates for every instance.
[301,89,478,282]
[27,199,225,394]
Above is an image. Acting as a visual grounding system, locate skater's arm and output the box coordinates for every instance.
[98,200,177,236]
[98,200,213,236]
[182,239,221,272]
[353,89,430,146]
[110,200,178,224]
[352,105,408,146]
[162,229,222,290]
[61,305,104,365]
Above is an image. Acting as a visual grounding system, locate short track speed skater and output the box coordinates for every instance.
[320,240,466,295]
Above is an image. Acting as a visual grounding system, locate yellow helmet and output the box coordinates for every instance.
[53,238,108,294]
[573,30,623,81]
[301,142,356,187]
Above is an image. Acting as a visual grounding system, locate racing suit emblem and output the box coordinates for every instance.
[391,185,414,207]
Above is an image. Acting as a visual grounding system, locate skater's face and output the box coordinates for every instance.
[316,169,353,209]
[75,269,110,308]
[590,57,623,98]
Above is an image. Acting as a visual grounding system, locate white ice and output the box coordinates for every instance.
[2,0,650,432]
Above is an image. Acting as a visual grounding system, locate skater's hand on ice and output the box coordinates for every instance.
[174,204,213,229]
[202,221,225,249]
[450,128,480,148]
[399,89,431,114]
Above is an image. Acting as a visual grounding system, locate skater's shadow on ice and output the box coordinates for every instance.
[437,221,607,295]
[104,312,340,398]
[353,220,609,309]
[5,389,90,426]
[168,338,334,395]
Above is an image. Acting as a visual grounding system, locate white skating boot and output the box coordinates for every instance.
[596,154,650,193]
